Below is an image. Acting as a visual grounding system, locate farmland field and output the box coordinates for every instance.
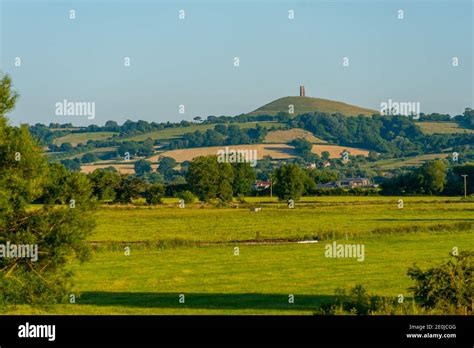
[364,153,450,170]
[156,143,369,163]
[416,121,474,135]
[6,196,473,315]
[264,128,327,143]
[53,132,117,146]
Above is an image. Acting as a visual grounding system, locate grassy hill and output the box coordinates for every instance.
[248,96,378,117]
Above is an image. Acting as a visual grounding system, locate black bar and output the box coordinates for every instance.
[0,315,472,346]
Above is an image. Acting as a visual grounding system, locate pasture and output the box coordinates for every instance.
[5,196,473,315]
[416,121,474,135]
[53,132,117,146]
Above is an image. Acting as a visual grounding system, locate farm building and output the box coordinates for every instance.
[318,178,377,189]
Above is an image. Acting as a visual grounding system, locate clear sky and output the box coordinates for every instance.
[0,0,472,126]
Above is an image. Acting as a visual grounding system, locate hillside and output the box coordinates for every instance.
[264,128,326,143]
[415,121,474,135]
[248,96,378,117]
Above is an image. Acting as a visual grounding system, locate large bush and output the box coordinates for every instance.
[407,251,472,314]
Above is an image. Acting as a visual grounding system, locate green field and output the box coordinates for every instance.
[416,121,474,135]
[123,121,284,142]
[54,132,117,146]
[364,153,450,170]
[6,196,473,315]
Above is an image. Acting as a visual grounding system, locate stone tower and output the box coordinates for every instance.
[299,85,305,97]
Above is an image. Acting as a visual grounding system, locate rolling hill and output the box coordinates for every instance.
[248,96,379,117]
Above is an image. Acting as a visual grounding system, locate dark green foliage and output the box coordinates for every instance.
[114,176,146,204]
[144,184,165,205]
[59,142,74,152]
[81,153,98,163]
[168,124,267,149]
[273,164,306,200]
[186,156,234,202]
[60,158,81,172]
[407,251,472,314]
[134,159,152,176]
[232,163,256,196]
[381,160,448,195]
[157,156,178,181]
[0,73,95,305]
[118,141,154,158]
[290,138,318,162]
[88,169,122,201]
[177,190,195,204]
[40,163,95,206]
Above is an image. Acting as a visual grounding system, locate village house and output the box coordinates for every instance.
[317,178,377,189]
[253,180,272,190]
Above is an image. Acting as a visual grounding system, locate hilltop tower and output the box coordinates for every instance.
[299,85,305,97]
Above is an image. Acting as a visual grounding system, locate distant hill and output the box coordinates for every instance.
[248,96,378,117]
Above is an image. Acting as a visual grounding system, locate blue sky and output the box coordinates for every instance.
[0,0,472,126]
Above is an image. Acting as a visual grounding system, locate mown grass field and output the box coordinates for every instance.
[5,196,473,315]
[364,153,450,170]
[416,121,474,135]
[90,197,471,243]
[53,132,117,146]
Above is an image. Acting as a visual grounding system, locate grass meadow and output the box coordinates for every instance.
[5,196,473,315]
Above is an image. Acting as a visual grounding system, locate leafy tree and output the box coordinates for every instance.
[88,168,122,201]
[144,184,165,205]
[186,156,234,202]
[0,73,95,305]
[291,138,317,162]
[142,171,165,185]
[232,163,256,196]
[41,163,94,205]
[59,142,73,152]
[417,160,448,194]
[114,176,146,204]
[158,156,178,181]
[134,159,152,176]
[291,138,313,154]
[381,160,448,195]
[273,163,306,200]
[81,153,98,163]
[60,158,81,172]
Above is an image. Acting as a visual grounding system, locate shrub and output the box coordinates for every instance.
[144,184,165,205]
[407,251,473,314]
[178,190,195,204]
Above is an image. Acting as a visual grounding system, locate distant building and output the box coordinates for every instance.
[300,85,305,97]
[306,163,317,170]
[337,178,371,188]
[317,178,377,189]
[254,180,272,190]
[322,161,331,168]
